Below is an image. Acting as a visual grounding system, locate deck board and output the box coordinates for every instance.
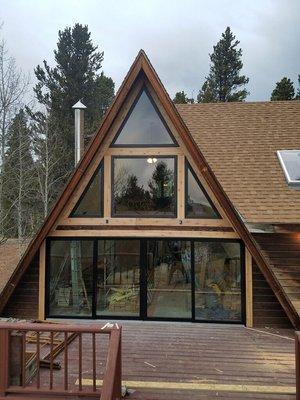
[25,321,295,400]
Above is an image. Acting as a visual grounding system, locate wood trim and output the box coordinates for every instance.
[245,248,253,327]
[107,147,183,156]
[57,217,231,227]
[104,155,111,217]
[50,230,239,239]
[38,241,46,320]
[178,155,185,220]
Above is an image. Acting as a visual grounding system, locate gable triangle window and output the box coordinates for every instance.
[185,161,221,219]
[111,88,178,147]
[70,162,104,217]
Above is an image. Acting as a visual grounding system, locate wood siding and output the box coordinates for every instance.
[254,232,300,327]
[1,254,39,319]
[252,263,292,328]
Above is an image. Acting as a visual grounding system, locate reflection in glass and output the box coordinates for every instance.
[186,163,219,218]
[194,241,241,321]
[48,240,93,316]
[112,90,176,146]
[71,165,103,217]
[96,240,140,316]
[113,157,176,217]
[147,240,191,318]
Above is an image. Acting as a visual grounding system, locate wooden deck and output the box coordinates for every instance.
[28,321,296,399]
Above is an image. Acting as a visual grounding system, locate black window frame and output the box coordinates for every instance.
[110,86,179,148]
[45,236,245,324]
[70,161,104,218]
[111,155,178,218]
[185,159,221,219]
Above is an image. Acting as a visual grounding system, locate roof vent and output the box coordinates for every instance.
[277,150,300,188]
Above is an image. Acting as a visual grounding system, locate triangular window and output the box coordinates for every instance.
[111,89,178,147]
[70,163,103,217]
[186,162,220,219]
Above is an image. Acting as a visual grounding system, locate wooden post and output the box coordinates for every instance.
[177,155,185,220]
[0,329,9,396]
[114,327,122,400]
[38,241,46,320]
[245,248,253,327]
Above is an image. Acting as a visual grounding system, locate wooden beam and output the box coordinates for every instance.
[177,155,185,220]
[103,155,111,218]
[50,230,239,239]
[38,241,46,320]
[245,247,253,327]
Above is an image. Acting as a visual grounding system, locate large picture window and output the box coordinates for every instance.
[112,156,177,217]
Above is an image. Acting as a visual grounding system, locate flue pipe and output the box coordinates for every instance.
[72,100,87,166]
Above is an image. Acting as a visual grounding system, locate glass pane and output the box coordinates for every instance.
[71,165,103,217]
[113,157,176,217]
[186,164,220,218]
[113,90,176,146]
[147,240,191,318]
[96,240,140,317]
[194,241,242,321]
[48,240,94,317]
[278,150,300,183]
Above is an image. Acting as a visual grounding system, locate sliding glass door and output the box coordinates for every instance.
[194,241,242,321]
[146,240,192,319]
[46,238,243,322]
[96,239,140,317]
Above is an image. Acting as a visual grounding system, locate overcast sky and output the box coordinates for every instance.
[1,0,299,102]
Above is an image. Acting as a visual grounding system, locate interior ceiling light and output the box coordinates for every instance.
[147,157,158,164]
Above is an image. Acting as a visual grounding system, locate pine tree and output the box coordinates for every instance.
[173,91,194,104]
[296,75,300,100]
[2,110,35,238]
[270,77,295,101]
[33,23,115,179]
[198,27,249,103]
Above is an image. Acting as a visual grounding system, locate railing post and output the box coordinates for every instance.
[113,327,122,400]
[0,329,9,397]
[296,332,300,400]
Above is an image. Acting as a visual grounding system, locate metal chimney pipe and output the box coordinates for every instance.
[72,100,87,166]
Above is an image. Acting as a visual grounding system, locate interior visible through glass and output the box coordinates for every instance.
[113,157,176,217]
[146,240,192,318]
[194,241,241,321]
[112,90,176,146]
[47,238,242,322]
[96,240,140,316]
[71,165,103,217]
[48,240,93,317]
[186,163,220,218]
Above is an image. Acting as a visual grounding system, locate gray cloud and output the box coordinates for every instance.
[1,0,299,101]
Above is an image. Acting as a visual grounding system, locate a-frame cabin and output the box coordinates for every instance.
[0,51,299,328]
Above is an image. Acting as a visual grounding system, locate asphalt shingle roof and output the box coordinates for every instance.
[177,100,300,224]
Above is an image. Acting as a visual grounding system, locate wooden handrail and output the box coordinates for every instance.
[0,322,122,400]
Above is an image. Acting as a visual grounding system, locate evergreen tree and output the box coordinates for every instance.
[173,91,194,104]
[33,23,115,180]
[2,110,35,238]
[296,75,300,100]
[198,27,249,103]
[270,77,295,101]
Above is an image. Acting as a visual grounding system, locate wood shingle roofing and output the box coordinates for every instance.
[177,101,300,224]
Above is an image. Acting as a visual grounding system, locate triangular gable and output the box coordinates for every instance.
[112,88,178,147]
[0,50,299,328]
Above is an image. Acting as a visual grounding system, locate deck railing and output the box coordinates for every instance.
[0,322,122,400]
